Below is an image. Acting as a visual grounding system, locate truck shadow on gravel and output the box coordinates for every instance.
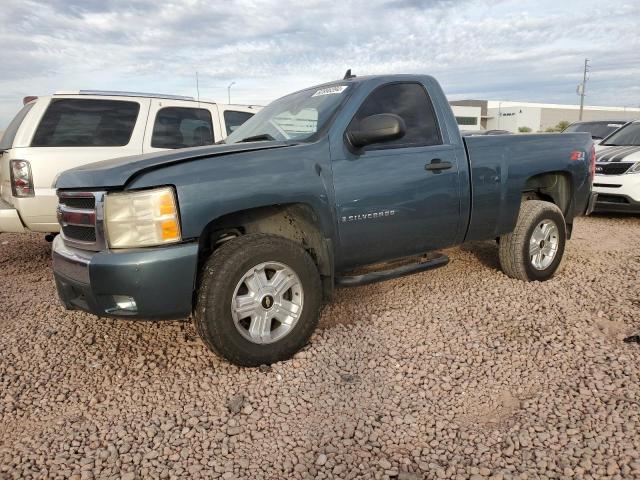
[458,240,500,270]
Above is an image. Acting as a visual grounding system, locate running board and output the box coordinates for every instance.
[335,253,449,288]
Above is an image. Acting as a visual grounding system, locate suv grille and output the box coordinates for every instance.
[57,191,105,250]
[595,162,632,175]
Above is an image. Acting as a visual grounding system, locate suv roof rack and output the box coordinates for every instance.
[54,90,196,101]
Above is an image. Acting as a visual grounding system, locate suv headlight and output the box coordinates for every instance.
[104,187,181,248]
[627,162,640,174]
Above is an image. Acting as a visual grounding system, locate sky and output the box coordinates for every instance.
[1,0,639,128]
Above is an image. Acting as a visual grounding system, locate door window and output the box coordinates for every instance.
[223,110,254,136]
[152,107,214,149]
[349,83,442,149]
[31,99,140,147]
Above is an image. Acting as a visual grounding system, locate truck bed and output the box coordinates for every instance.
[463,132,593,242]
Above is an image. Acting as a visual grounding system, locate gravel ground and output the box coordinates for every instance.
[1,214,639,480]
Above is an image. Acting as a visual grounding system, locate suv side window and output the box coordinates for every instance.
[223,110,254,136]
[31,99,140,147]
[349,83,442,149]
[152,107,214,149]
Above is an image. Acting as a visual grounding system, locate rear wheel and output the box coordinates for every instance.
[194,234,322,366]
[498,200,566,281]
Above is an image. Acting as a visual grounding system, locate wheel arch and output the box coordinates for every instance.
[521,170,574,237]
[196,203,334,301]
[521,171,572,215]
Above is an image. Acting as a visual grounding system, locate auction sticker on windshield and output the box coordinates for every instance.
[312,85,348,97]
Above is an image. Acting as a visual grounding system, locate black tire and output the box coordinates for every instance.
[194,234,322,367]
[498,200,566,282]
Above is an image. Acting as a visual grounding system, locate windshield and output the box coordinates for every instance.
[601,122,640,146]
[225,84,351,144]
[564,121,625,139]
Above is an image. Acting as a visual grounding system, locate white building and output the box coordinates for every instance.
[450,100,640,133]
[450,104,483,131]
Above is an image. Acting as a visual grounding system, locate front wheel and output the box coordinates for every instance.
[194,234,322,366]
[498,200,566,281]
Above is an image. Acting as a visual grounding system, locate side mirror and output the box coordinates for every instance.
[347,113,406,148]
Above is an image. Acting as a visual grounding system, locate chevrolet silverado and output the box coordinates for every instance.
[52,73,596,366]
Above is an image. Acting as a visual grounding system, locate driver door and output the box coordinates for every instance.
[331,82,462,270]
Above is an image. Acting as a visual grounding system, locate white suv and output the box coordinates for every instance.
[592,120,640,213]
[0,91,259,235]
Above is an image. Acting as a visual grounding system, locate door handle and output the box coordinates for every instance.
[425,159,453,171]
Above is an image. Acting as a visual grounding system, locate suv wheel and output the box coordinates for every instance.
[498,200,566,281]
[194,234,322,366]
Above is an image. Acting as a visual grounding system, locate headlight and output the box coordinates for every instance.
[627,162,640,174]
[104,187,181,248]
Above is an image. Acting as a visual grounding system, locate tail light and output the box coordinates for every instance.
[590,145,596,179]
[10,160,34,197]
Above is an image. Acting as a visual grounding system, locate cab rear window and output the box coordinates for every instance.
[31,99,140,147]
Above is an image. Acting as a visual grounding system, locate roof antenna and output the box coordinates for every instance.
[195,71,201,106]
[343,69,356,80]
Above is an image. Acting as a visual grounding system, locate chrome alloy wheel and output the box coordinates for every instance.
[231,261,304,344]
[529,219,559,270]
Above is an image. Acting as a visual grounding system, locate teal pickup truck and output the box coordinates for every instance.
[52,73,595,366]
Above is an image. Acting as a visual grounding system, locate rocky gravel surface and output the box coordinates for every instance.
[1,214,639,480]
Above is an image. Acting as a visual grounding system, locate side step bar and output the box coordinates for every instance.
[335,253,449,288]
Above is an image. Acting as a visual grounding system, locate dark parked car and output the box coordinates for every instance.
[52,74,595,366]
[563,120,630,140]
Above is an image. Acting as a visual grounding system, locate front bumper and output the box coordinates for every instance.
[593,174,640,214]
[592,194,640,214]
[0,198,25,233]
[52,235,199,319]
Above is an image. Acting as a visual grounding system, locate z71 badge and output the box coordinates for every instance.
[341,210,396,222]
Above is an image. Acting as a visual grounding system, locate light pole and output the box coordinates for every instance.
[227,82,235,104]
[578,59,589,121]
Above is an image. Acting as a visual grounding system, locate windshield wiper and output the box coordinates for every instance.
[237,133,275,143]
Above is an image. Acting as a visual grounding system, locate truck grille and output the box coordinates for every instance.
[61,224,97,242]
[57,191,106,251]
[60,196,95,210]
[595,162,632,175]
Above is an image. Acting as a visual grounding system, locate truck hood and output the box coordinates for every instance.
[55,141,291,189]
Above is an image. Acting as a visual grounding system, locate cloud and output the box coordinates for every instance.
[0,0,638,128]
